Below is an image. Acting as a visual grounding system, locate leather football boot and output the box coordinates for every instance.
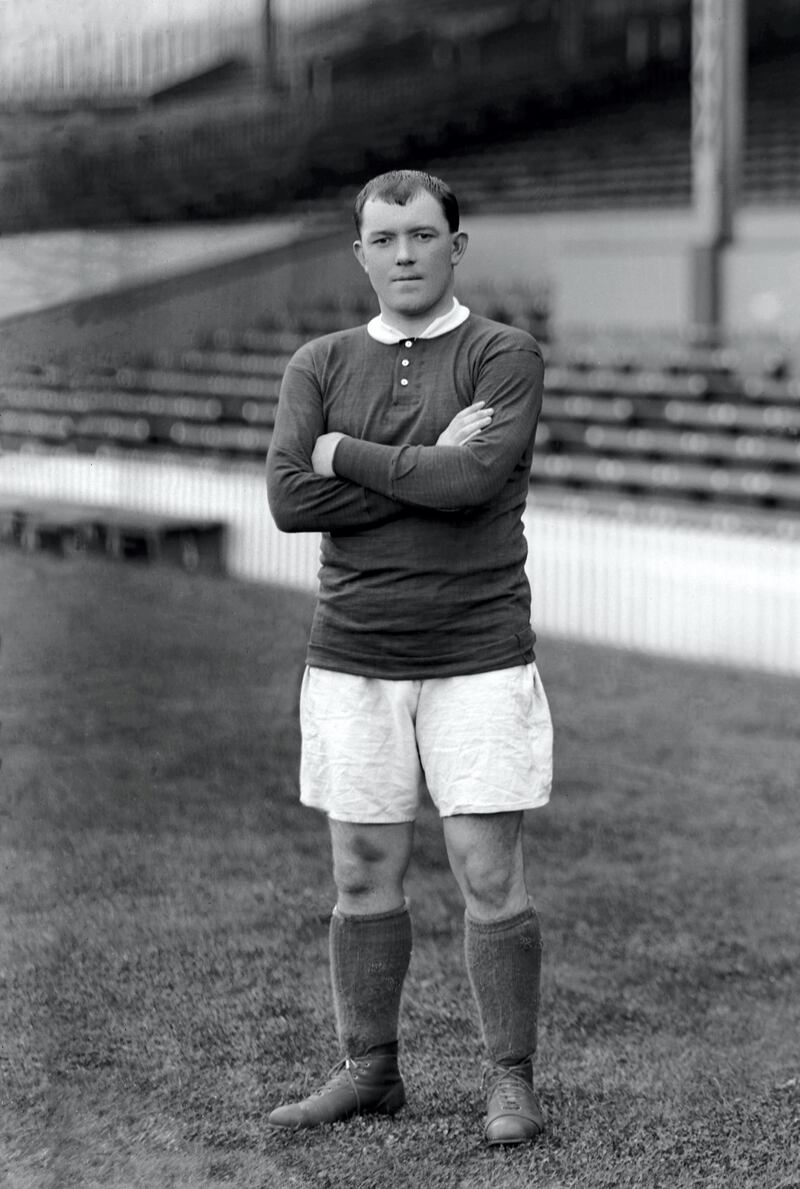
[267,1052,405,1130]
[483,1061,544,1146]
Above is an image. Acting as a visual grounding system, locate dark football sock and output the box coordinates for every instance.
[464,904,542,1073]
[329,901,412,1057]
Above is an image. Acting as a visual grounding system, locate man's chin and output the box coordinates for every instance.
[384,297,435,320]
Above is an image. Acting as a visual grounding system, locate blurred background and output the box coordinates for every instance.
[0,0,798,674]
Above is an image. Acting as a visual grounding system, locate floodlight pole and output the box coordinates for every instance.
[690,0,746,342]
[263,0,276,91]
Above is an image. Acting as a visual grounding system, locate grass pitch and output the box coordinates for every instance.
[1,548,798,1189]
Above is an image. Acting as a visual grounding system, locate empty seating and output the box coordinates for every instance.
[149,347,290,378]
[578,425,800,467]
[663,400,800,434]
[533,452,800,507]
[535,331,800,514]
[3,292,798,515]
[408,48,800,215]
[1,361,279,458]
[3,32,798,236]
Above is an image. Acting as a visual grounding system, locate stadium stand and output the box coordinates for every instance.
[300,39,799,218]
[2,2,799,558]
[3,290,798,531]
[11,29,793,234]
[3,3,799,232]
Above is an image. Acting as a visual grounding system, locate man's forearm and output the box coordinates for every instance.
[328,348,543,510]
[267,450,404,533]
[332,436,499,510]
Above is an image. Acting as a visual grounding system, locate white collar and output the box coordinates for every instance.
[367,298,470,344]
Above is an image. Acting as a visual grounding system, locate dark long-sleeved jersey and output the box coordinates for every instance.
[266,313,544,679]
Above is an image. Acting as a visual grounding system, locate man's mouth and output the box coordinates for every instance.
[393,275,422,282]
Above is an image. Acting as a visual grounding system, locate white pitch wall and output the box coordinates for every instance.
[0,454,312,589]
[2,453,798,677]
[527,503,799,671]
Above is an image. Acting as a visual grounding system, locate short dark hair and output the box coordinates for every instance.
[353,170,460,234]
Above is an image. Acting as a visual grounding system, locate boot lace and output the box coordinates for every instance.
[308,1058,357,1099]
[483,1062,533,1112]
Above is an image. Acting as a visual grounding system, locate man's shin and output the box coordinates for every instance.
[329,901,413,1056]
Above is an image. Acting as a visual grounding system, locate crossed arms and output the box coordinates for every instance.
[266,346,544,534]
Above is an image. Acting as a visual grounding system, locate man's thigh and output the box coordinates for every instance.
[299,667,425,823]
[416,663,553,816]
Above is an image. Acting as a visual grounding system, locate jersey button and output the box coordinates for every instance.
[401,359,410,366]
[400,378,409,386]
[404,340,413,348]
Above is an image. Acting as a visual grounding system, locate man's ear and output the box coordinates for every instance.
[451,230,469,266]
[353,240,368,272]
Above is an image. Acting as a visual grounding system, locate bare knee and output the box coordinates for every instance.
[330,821,413,914]
[444,813,528,920]
[456,855,524,918]
[333,833,387,898]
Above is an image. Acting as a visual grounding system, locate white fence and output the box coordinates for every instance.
[2,452,798,676]
[0,2,373,102]
[0,18,258,101]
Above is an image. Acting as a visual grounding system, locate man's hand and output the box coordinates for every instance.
[312,432,345,477]
[311,403,492,474]
[436,401,494,447]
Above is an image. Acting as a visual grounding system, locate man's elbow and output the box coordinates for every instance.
[267,486,310,533]
[266,470,305,533]
[269,503,304,533]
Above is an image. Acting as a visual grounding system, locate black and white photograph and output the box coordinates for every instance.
[1,2,798,1186]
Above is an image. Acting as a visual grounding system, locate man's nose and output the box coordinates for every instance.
[395,236,415,263]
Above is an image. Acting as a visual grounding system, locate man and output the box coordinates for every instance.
[266,169,553,1146]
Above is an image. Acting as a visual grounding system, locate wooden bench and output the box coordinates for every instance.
[0,498,226,574]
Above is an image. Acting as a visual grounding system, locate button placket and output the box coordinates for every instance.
[394,339,415,397]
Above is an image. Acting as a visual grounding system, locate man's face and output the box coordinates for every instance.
[353,190,468,331]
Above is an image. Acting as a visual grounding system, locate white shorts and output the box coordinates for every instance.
[299,663,553,823]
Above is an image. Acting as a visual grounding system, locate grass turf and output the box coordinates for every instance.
[1,548,798,1189]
